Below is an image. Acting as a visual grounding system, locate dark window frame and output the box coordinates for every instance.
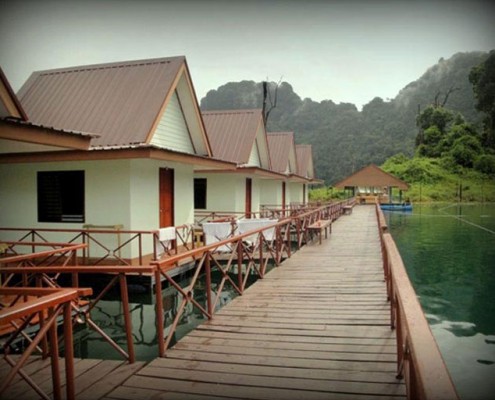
[37,170,85,223]
[194,178,207,210]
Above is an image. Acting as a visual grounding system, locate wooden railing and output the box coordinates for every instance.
[0,199,352,367]
[153,200,351,356]
[0,245,155,364]
[0,225,196,266]
[0,286,92,400]
[376,204,459,400]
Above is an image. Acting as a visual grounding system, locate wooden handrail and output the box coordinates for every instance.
[0,243,86,264]
[0,265,155,274]
[0,288,90,323]
[376,205,459,400]
[0,287,91,399]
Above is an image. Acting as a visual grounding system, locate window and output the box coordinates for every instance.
[194,178,207,209]
[37,171,85,223]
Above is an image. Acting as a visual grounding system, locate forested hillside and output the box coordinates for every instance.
[200,51,489,184]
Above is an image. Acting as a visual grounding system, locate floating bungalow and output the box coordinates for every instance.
[264,131,298,209]
[197,109,287,217]
[295,143,318,202]
[334,164,410,206]
[0,57,236,262]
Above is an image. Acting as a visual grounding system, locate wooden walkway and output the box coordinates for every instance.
[1,205,406,399]
[107,205,406,400]
[0,356,145,400]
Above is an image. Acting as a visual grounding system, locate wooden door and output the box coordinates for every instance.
[245,178,252,219]
[282,182,286,211]
[159,168,174,227]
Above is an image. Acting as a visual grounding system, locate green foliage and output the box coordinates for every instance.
[474,154,495,175]
[382,156,445,184]
[416,106,454,133]
[201,51,490,184]
[308,186,347,202]
[382,154,495,202]
[469,50,495,149]
[449,135,483,167]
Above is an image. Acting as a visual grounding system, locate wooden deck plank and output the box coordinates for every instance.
[104,386,242,400]
[122,375,405,400]
[148,357,401,384]
[187,329,397,347]
[76,360,146,400]
[163,348,398,373]
[170,341,397,363]
[179,335,396,354]
[138,365,405,396]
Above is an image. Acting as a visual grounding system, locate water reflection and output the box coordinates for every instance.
[386,204,495,400]
[71,268,261,361]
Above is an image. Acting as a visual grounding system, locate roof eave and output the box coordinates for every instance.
[0,119,94,150]
[0,145,236,168]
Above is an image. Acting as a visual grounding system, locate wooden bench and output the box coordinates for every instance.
[343,205,353,215]
[307,219,332,245]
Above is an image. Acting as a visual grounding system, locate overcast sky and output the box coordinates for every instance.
[1,0,494,109]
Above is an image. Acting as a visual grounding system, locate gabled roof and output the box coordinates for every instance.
[295,144,315,179]
[201,109,269,167]
[334,164,409,190]
[0,67,28,120]
[16,56,211,155]
[1,67,93,152]
[267,132,298,175]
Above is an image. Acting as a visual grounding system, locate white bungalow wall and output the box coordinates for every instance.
[195,173,262,215]
[0,159,194,260]
[289,182,305,204]
[260,180,283,207]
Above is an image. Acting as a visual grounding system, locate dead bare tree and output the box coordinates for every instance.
[432,86,460,108]
[262,77,283,127]
[441,86,460,107]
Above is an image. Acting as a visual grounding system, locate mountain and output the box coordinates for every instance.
[200,51,490,184]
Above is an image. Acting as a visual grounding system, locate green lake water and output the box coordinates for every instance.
[69,269,261,361]
[385,203,495,400]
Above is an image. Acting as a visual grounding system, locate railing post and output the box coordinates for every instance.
[139,233,143,264]
[48,307,62,400]
[259,233,264,277]
[118,273,135,363]
[205,254,213,316]
[396,308,405,379]
[237,240,243,294]
[63,301,75,400]
[154,267,165,357]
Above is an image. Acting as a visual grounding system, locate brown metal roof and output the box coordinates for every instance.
[334,164,409,190]
[267,132,297,174]
[0,67,28,120]
[201,109,263,164]
[17,57,185,147]
[295,144,314,178]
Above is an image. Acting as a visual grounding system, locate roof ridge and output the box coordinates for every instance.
[267,131,294,136]
[202,108,262,115]
[34,56,185,76]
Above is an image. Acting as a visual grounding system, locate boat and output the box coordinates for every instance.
[380,203,413,212]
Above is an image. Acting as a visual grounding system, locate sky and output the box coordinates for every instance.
[0,0,494,109]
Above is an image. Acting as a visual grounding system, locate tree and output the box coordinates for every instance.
[449,135,483,167]
[416,105,455,133]
[469,50,495,149]
[474,154,495,175]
